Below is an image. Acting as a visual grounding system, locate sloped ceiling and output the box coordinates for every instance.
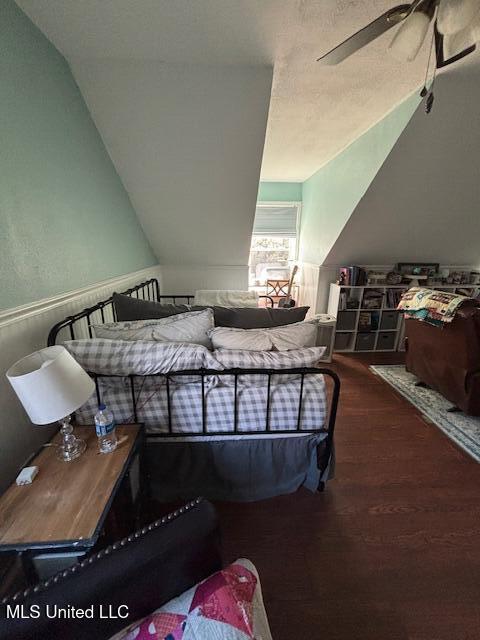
[15,1,477,276]
[299,92,420,266]
[70,60,272,266]
[325,52,480,267]
[15,0,430,180]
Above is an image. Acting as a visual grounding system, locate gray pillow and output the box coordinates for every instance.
[113,293,198,321]
[113,292,309,328]
[212,305,310,328]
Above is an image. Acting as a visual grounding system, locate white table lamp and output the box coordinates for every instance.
[6,346,95,462]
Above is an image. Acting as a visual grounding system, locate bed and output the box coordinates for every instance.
[48,278,340,501]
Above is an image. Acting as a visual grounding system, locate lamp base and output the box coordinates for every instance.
[57,437,86,462]
[57,416,87,462]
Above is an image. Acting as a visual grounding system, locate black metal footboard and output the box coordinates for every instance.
[90,367,340,476]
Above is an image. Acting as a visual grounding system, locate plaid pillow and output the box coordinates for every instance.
[64,339,222,376]
[213,346,326,386]
[91,309,214,348]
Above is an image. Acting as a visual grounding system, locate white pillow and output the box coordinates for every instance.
[91,308,214,348]
[209,320,317,351]
[209,327,271,351]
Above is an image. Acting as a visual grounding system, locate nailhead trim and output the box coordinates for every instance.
[1,497,203,605]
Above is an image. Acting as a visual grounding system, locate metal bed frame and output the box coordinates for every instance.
[47,279,276,344]
[47,278,340,482]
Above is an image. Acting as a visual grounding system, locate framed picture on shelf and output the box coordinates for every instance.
[358,311,379,332]
[397,263,439,277]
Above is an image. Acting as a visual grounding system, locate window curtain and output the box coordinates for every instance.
[252,205,298,237]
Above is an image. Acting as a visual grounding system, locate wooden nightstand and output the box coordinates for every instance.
[0,424,144,584]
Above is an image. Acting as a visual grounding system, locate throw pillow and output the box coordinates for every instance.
[209,321,317,351]
[211,305,310,329]
[213,346,326,385]
[112,292,309,328]
[113,292,198,321]
[91,309,214,348]
[64,339,222,377]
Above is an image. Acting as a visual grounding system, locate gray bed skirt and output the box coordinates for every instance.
[146,434,334,502]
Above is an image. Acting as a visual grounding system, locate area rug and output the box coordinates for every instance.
[370,365,480,463]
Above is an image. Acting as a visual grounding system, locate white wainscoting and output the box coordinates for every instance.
[0,265,161,492]
[297,263,320,316]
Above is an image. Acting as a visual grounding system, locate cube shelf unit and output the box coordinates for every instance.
[328,283,477,353]
[329,284,408,353]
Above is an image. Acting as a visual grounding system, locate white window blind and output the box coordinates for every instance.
[252,205,298,237]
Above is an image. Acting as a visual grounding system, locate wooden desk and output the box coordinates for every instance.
[0,425,142,578]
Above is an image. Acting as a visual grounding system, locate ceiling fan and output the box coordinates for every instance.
[317,0,479,68]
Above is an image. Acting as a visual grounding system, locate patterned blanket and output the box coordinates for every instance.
[397,287,478,326]
[112,559,272,640]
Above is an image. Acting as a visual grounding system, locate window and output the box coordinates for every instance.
[248,203,300,287]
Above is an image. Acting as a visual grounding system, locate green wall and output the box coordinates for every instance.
[257,182,302,202]
[0,1,156,311]
[299,93,420,265]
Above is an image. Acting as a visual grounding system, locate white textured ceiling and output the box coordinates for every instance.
[16,0,432,180]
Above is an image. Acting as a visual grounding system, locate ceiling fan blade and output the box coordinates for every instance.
[317,4,412,65]
[435,21,477,68]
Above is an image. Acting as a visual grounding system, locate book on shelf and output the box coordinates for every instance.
[362,289,383,309]
[386,289,406,309]
[338,266,367,286]
[338,290,360,311]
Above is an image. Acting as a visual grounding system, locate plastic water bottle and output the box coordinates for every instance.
[94,404,118,454]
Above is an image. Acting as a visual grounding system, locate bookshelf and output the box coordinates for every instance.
[328,283,480,353]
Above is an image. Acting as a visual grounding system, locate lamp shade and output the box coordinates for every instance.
[6,346,95,425]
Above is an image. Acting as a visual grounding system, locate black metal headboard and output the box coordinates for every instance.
[47,279,274,346]
[48,278,174,346]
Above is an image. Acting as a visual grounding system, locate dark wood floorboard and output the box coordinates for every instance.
[215,353,480,640]
[3,352,479,639]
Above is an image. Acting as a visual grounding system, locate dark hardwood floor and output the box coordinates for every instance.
[3,353,478,638]
[216,353,480,640]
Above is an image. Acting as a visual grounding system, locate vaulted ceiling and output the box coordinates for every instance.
[16,0,431,181]
[17,0,479,278]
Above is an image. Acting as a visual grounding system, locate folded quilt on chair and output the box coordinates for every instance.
[110,559,272,640]
[397,287,479,326]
